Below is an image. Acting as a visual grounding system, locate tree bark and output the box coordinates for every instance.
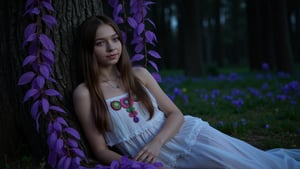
[246,0,294,73]
[180,0,204,76]
[0,0,103,164]
[272,0,294,73]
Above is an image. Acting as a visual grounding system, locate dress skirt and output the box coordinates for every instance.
[104,93,300,169]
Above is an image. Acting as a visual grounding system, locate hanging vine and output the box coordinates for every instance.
[19,0,163,168]
[108,0,162,82]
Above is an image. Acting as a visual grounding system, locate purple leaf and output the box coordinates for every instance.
[134,43,144,53]
[48,131,58,149]
[114,17,124,24]
[24,88,39,102]
[44,89,62,97]
[31,100,40,119]
[41,1,55,12]
[22,55,37,67]
[41,49,54,63]
[18,71,36,85]
[131,36,143,45]
[31,7,40,15]
[57,155,67,169]
[34,75,45,89]
[113,4,123,17]
[42,15,58,29]
[145,30,157,45]
[134,13,143,23]
[145,1,156,7]
[64,127,80,140]
[53,121,62,132]
[25,33,37,43]
[63,157,71,169]
[72,157,81,166]
[108,0,118,7]
[131,54,144,62]
[148,50,161,59]
[39,34,55,51]
[56,117,68,127]
[40,64,50,79]
[24,23,37,40]
[48,150,58,168]
[41,97,50,114]
[137,23,145,35]
[48,122,54,134]
[149,60,159,72]
[35,112,41,132]
[127,17,138,28]
[146,18,156,28]
[67,138,78,148]
[55,138,64,154]
[48,77,57,83]
[151,72,162,82]
[110,160,119,169]
[71,148,86,159]
[25,0,35,10]
[50,105,66,114]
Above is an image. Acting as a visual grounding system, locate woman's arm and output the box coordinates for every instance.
[133,67,184,163]
[73,84,122,164]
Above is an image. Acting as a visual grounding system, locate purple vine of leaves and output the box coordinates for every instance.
[19,0,163,168]
[108,0,162,82]
[19,0,89,168]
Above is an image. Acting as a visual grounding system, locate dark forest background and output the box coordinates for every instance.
[1,0,300,166]
[148,0,300,76]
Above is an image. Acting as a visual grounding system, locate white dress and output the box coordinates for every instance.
[104,92,300,169]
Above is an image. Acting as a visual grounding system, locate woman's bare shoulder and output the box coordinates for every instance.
[132,66,151,80]
[73,83,90,101]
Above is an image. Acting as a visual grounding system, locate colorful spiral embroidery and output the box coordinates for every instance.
[110,96,139,123]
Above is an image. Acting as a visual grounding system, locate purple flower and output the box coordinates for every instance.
[201,94,209,101]
[231,98,244,109]
[240,118,247,126]
[231,88,243,96]
[222,95,233,101]
[183,95,189,106]
[218,120,224,127]
[247,87,262,98]
[233,121,238,128]
[277,71,290,78]
[211,89,220,99]
[173,87,182,96]
[265,124,270,129]
[261,62,269,71]
[276,94,287,101]
[261,83,268,90]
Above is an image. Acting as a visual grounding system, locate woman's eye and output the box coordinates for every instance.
[113,37,119,42]
[96,41,104,46]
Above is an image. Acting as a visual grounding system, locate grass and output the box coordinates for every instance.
[159,67,300,150]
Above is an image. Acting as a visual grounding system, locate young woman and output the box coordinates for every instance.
[73,15,300,169]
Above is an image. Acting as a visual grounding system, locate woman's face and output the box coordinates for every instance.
[93,24,122,67]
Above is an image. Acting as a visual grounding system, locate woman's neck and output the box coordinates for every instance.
[98,66,120,82]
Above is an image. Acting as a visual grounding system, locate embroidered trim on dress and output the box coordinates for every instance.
[110,96,140,123]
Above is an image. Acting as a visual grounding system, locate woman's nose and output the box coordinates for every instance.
[107,41,115,51]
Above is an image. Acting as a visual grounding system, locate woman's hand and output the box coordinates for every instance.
[134,140,162,164]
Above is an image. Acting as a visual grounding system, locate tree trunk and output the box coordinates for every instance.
[180,0,204,76]
[212,0,223,67]
[0,0,103,164]
[272,0,294,73]
[246,0,294,73]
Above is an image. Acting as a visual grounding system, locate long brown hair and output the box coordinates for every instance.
[78,15,154,134]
